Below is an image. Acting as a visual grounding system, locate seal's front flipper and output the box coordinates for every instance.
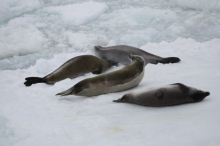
[24,77,46,87]
[92,66,102,74]
[159,57,180,64]
[108,60,118,66]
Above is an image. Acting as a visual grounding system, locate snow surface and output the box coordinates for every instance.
[0,1,108,60]
[0,0,220,146]
[0,24,50,60]
[42,2,108,25]
[0,0,44,23]
[171,0,220,11]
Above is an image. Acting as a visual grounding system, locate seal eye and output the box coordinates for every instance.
[156,90,164,100]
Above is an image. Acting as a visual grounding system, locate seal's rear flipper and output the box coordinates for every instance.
[159,57,180,64]
[24,77,46,87]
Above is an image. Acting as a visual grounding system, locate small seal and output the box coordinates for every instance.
[24,55,111,86]
[113,83,210,107]
[56,55,145,97]
[94,45,180,66]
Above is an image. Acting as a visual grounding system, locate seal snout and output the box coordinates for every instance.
[205,92,210,96]
[128,54,135,61]
[113,99,122,102]
[113,95,128,103]
[191,90,210,102]
[94,46,102,51]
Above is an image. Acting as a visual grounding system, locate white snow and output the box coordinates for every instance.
[1,0,220,70]
[0,1,108,60]
[1,38,220,146]
[63,31,108,51]
[0,24,50,59]
[0,0,220,145]
[0,0,44,23]
[42,2,109,25]
[171,0,220,11]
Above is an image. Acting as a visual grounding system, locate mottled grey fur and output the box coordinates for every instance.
[24,55,111,86]
[94,45,180,66]
[56,55,145,97]
[114,83,210,107]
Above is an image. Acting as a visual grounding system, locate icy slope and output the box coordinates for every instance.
[0,38,220,146]
[171,0,220,11]
[0,0,220,70]
[0,1,108,60]
[0,0,44,23]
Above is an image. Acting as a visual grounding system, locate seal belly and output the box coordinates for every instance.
[77,70,144,96]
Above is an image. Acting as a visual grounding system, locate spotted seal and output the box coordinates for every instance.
[24,55,111,86]
[113,83,210,106]
[56,55,145,97]
[94,45,180,66]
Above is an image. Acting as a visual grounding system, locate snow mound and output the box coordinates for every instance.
[97,7,177,45]
[0,0,220,71]
[63,31,108,51]
[0,1,109,61]
[171,0,220,11]
[42,1,109,25]
[0,25,50,59]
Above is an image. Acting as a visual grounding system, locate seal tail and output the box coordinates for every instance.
[56,88,73,96]
[159,57,180,64]
[24,77,46,87]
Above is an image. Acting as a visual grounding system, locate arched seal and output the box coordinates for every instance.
[56,55,145,97]
[113,83,210,107]
[94,45,180,66]
[24,55,111,86]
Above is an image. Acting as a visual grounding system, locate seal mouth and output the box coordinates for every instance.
[113,98,124,103]
[113,95,128,103]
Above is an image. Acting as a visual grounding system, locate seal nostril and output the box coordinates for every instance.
[206,92,210,96]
